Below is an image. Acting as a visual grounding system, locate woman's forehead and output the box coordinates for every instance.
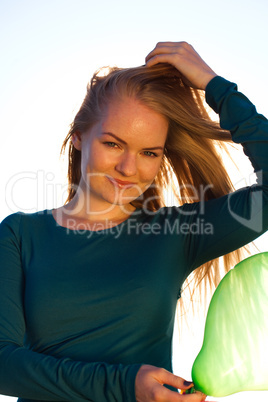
[100,97,168,140]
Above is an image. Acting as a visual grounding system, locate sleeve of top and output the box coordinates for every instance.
[180,76,268,272]
[0,214,141,402]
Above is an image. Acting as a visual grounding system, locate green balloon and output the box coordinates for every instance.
[191,252,268,397]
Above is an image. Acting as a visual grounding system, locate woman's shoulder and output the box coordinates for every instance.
[0,209,51,234]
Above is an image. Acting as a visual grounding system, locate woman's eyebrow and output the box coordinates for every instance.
[101,132,127,145]
[101,132,164,150]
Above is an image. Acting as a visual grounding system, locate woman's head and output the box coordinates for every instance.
[70,95,168,211]
[61,63,233,210]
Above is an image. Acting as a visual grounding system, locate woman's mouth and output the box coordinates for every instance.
[107,177,137,189]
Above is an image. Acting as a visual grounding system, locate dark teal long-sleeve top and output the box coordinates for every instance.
[0,77,268,402]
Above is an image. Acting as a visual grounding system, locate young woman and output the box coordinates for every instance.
[0,42,267,402]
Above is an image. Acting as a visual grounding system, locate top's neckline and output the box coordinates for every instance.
[45,208,144,236]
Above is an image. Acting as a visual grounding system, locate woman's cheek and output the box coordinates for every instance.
[140,159,162,183]
[89,148,113,172]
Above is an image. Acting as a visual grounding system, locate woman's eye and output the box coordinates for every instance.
[144,150,157,157]
[104,141,118,148]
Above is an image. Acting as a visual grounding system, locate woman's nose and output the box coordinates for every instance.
[115,152,137,177]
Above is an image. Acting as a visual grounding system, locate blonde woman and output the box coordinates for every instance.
[0,42,267,402]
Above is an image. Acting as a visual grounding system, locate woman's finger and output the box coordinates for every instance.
[145,41,190,63]
[152,369,208,401]
[145,52,178,68]
[145,41,216,90]
[135,365,209,401]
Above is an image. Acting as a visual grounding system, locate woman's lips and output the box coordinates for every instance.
[107,177,137,189]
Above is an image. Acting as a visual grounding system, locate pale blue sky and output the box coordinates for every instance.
[0,0,267,401]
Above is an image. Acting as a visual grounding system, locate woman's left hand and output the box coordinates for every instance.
[145,41,217,90]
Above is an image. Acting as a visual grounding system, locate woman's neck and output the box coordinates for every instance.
[53,192,136,230]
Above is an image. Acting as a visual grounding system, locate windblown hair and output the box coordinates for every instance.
[61,63,248,305]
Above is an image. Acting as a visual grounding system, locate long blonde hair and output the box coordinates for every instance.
[61,63,248,302]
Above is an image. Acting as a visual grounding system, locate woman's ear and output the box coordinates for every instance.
[72,132,82,150]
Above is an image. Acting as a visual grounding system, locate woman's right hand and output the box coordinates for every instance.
[135,365,208,401]
[145,42,216,90]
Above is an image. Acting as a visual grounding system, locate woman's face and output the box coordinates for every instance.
[73,96,168,212]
